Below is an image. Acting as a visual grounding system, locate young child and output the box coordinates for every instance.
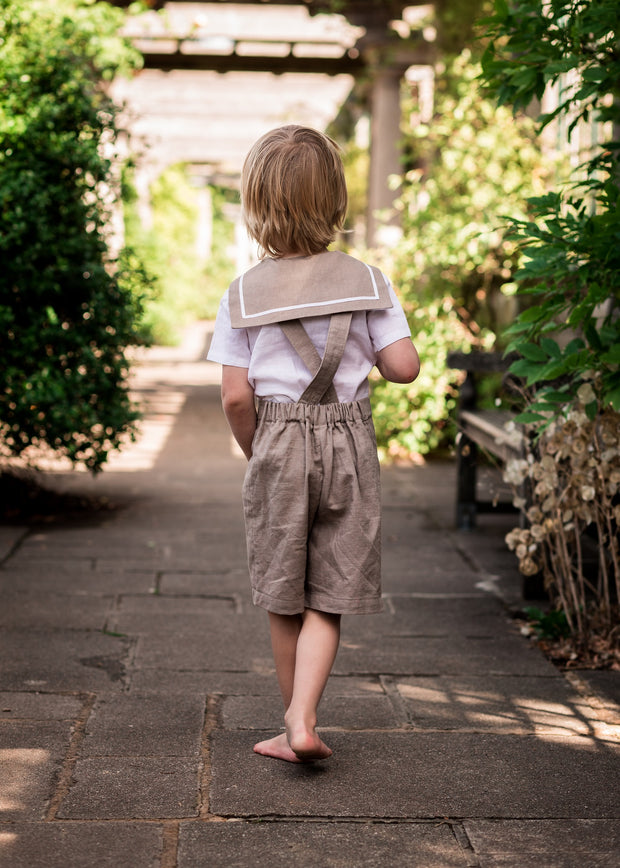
[208,125,419,763]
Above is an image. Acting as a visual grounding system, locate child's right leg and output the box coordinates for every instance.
[254,608,341,762]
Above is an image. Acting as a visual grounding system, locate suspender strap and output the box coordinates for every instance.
[279,312,353,405]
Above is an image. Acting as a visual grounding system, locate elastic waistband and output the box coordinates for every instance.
[257,397,372,425]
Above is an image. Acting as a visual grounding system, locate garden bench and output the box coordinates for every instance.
[447,351,525,531]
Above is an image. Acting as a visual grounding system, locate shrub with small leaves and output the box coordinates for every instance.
[0,0,147,472]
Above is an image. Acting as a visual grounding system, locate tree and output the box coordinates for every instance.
[0,0,146,472]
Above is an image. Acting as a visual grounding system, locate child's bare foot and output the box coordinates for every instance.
[253,730,332,763]
[253,732,304,763]
[286,723,333,761]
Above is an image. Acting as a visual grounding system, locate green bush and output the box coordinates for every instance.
[0,0,147,472]
[371,52,551,458]
[372,298,478,460]
[123,164,237,345]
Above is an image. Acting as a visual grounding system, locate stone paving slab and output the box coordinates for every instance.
[15,539,175,561]
[0,693,84,721]
[382,544,476,578]
[394,674,592,734]
[107,593,237,634]
[211,731,620,819]
[127,671,385,698]
[222,693,398,731]
[376,596,511,634]
[382,565,488,596]
[16,531,245,563]
[0,822,162,868]
[0,565,158,595]
[159,569,249,596]
[131,614,272,672]
[579,670,620,710]
[0,630,130,692]
[0,591,114,630]
[80,693,206,756]
[94,555,245,573]
[0,526,28,562]
[334,630,557,677]
[127,669,279,695]
[57,756,200,819]
[474,855,616,867]
[464,819,620,868]
[0,721,73,820]
[177,819,469,868]
[7,544,101,563]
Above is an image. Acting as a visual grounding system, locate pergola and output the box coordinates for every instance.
[108,0,436,246]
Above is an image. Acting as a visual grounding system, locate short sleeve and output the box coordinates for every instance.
[207,289,252,367]
[368,281,411,353]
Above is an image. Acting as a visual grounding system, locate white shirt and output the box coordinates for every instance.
[207,280,411,403]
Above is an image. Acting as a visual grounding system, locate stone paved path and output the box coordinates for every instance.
[1,323,619,867]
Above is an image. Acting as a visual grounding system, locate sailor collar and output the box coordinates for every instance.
[228,250,392,328]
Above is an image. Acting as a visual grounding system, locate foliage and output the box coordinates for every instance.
[371,52,551,458]
[479,0,620,419]
[479,0,620,645]
[433,0,492,56]
[522,606,571,641]
[501,187,620,419]
[479,0,619,126]
[0,0,147,472]
[372,298,475,460]
[122,164,236,345]
[340,141,369,243]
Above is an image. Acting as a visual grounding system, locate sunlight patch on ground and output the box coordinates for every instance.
[395,679,620,742]
[0,749,49,812]
[104,389,187,473]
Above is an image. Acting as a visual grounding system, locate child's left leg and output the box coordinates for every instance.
[254,608,341,762]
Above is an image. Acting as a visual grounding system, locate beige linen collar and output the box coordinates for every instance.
[228,250,392,328]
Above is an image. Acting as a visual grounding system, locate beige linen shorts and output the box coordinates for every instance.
[242,398,383,616]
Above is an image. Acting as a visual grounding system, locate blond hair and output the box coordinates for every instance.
[241,125,348,258]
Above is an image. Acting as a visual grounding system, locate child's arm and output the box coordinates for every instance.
[375,337,420,384]
[221,365,257,460]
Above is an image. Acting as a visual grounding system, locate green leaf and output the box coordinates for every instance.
[544,58,580,76]
[514,410,546,424]
[601,346,620,364]
[581,67,608,83]
[520,342,549,362]
[504,321,537,337]
[516,306,547,324]
[606,386,620,412]
[584,322,603,351]
[529,402,562,413]
[540,389,570,403]
[563,338,586,355]
[539,337,561,359]
[509,359,541,378]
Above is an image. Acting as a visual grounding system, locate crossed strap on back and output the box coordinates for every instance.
[279,312,353,405]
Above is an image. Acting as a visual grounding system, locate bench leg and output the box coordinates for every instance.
[456,432,478,530]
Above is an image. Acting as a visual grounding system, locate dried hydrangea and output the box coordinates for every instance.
[502,390,620,634]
